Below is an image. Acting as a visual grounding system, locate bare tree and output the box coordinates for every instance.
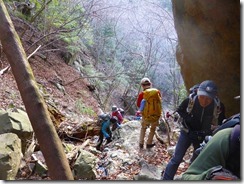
[0,1,73,180]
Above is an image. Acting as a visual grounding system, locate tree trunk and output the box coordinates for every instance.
[0,1,73,180]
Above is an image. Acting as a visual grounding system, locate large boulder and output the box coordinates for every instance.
[0,108,33,153]
[0,133,22,180]
[73,149,98,180]
[172,0,240,116]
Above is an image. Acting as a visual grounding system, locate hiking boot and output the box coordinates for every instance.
[139,143,144,149]
[146,143,155,149]
[106,139,112,144]
[96,145,101,151]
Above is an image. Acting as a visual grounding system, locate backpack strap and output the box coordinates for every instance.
[212,97,221,126]
[186,93,197,114]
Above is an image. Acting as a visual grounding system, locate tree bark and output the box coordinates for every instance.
[0,1,74,180]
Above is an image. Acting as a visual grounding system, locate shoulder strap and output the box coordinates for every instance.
[212,97,221,125]
[186,94,197,114]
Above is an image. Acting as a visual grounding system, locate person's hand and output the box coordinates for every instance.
[166,112,171,118]
[135,111,141,116]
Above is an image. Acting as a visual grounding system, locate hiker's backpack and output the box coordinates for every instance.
[98,113,110,124]
[141,88,162,121]
[213,113,240,134]
[118,108,125,117]
[186,93,221,126]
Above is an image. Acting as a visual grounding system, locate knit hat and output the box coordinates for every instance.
[197,80,218,99]
[140,77,151,85]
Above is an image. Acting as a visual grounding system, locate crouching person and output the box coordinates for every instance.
[96,114,119,150]
[96,113,113,151]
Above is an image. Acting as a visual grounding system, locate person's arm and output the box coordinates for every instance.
[176,98,190,119]
[139,99,146,112]
[136,92,143,108]
[182,128,231,180]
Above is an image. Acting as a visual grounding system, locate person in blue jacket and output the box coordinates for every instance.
[96,114,117,150]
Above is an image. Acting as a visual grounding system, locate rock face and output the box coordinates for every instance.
[0,133,22,180]
[172,0,240,116]
[0,108,33,153]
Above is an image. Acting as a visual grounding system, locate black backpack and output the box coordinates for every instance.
[212,113,240,135]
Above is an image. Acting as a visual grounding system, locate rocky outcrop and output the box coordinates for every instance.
[0,108,33,153]
[0,133,22,180]
[73,149,98,180]
[172,0,240,116]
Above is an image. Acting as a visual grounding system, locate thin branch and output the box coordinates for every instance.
[27,45,41,59]
[64,71,130,86]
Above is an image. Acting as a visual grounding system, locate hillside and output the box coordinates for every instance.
[0,17,102,126]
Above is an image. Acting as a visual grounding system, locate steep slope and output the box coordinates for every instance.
[0,17,101,125]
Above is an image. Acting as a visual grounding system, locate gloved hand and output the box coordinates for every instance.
[135,111,141,116]
[166,112,171,118]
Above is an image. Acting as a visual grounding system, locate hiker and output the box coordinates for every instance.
[111,105,124,131]
[96,113,113,151]
[136,77,162,149]
[181,124,240,180]
[111,105,124,124]
[161,80,225,180]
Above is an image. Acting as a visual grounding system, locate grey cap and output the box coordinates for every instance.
[112,105,117,112]
[197,80,218,99]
